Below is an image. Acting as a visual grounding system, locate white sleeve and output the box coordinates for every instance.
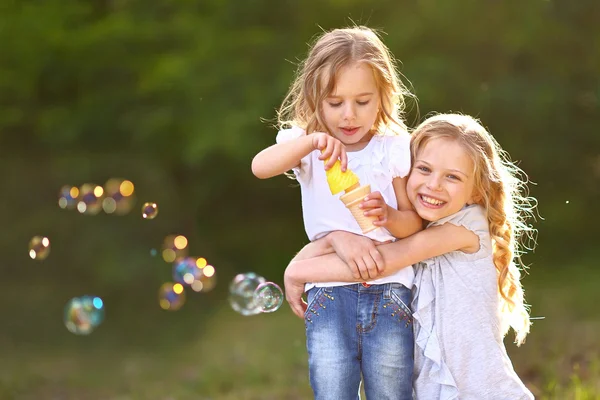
[387,134,412,178]
[274,126,312,183]
[275,126,306,144]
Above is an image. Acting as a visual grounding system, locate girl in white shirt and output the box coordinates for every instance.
[252,26,421,399]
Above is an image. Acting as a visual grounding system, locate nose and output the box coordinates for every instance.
[342,102,356,121]
[426,174,443,191]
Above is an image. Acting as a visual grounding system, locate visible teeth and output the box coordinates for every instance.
[421,195,444,205]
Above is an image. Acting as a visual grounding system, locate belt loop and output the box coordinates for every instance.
[384,283,392,299]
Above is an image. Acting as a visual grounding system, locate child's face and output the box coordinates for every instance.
[407,137,477,222]
[321,62,380,151]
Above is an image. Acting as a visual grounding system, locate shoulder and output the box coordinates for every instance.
[430,205,491,258]
[276,126,306,144]
[430,205,488,232]
[372,133,411,178]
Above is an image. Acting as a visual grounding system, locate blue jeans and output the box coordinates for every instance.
[305,283,414,400]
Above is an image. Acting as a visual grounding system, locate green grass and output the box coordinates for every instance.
[0,260,599,399]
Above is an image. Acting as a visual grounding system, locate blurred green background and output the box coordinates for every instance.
[1,0,598,399]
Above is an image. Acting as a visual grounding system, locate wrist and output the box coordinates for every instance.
[325,230,348,250]
[382,206,398,228]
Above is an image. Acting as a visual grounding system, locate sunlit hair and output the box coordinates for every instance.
[277,26,414,137]
[411,113,537,346]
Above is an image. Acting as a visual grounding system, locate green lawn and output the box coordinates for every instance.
[0,260,598,399]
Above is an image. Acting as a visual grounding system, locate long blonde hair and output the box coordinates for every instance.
[411,113,537,346]
[277,26,414,137]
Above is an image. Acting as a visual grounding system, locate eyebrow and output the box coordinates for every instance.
[415,159,469,178]
[327,92,374,98]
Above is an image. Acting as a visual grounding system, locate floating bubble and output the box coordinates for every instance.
[228,272,265,316]
[191,263,217,293]
[253,282,284,313]
[76,183,104,215]
[150,248,158,257]
[103,178,135,215]
[58,185,79,209]
[64,295,105,335]
[29,236,50,260]
[173,257,203,286]
[158,282,186,311]
[141,202,158,219]
[162,234,188,263]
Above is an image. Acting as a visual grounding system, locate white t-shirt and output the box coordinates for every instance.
[276,127,415,290]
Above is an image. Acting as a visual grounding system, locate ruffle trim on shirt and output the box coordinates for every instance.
[347,135,410,194]
[412,260,460,400]
[387,134,411,178]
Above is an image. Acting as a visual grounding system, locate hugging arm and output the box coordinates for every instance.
[284,223,478,317]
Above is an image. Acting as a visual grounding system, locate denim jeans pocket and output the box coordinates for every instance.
[304,287,335,324]
[386,285,413,327]
[304,287,323,319]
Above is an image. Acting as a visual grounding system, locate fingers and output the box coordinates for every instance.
[355,258,370,281]
[348,260,361,280]
[315,136,346,171]
[286,294,305,319]
[325,141,344,170]
[362,255,379,280]
[315,134,328,153]
[370,248,386,274]
[339,148,348,172]
[360,193,384,211]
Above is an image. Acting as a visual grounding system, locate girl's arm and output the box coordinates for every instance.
[291,223,477,281]
[252,131,348,179]
[251,134,315,179]
[284,223,478,317]
[292,238,336,261]
[385,177,423,238]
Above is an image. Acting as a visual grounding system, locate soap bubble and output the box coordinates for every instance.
[29,236,50,260]
[58,185,79,210]
[191,263,217,293]
[253,282,284,313]
[158,282,186,311]
[228,272,265,316]
[161,234,188,263]
[172,257,203,286]
[102,178,135,215]
[64,296,105,335]
[76,183,104,215]
[141,202,158,219]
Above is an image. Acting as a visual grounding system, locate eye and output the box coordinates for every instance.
[416,165,430,173]
[357,100,370,106]
[447,174,461,181]
[328,102,342,107]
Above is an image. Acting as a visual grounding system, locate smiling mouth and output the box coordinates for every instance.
[418,194,446,208]
[340,127,360,136]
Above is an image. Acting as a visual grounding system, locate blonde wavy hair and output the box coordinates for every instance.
[411,113,537,346]
[277,26,414,137]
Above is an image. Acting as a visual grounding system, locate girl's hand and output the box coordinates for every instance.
[326,231,385,281]
[284,266,307,319]
[360,191,390,227]
[311,132,348,171]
